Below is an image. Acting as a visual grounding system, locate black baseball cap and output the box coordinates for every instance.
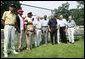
[9,4,16,8]
[28,12,33,16]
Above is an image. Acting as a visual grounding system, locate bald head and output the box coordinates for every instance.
[36,16,40,21]
[60,15,63,19]
[68,16,72,21]
[44,15,47,20]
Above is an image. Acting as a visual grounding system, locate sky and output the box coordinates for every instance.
[19,1,79,17]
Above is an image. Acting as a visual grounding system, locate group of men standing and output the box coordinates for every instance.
[2,4,76,57]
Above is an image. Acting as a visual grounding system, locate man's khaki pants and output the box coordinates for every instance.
[26,31,33,49]
[4,25,16,54]
[16,30,25,50]
[68,28,75,43]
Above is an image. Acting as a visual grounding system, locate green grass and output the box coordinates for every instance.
[1,36,84,58]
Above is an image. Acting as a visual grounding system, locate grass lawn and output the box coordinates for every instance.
[1,35,84,58]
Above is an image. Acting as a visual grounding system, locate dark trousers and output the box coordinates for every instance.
[60,27,67,43]
[50,28,57,45]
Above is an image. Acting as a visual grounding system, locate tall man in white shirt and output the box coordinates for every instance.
[34,16,42,47]
[41,15,49,44]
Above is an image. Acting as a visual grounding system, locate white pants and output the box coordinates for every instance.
[68,28,75,43]
[57,29,60,43]
[35,29,41,47]
[4,25,15,54]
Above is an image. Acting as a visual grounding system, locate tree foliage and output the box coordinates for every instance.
[1,1,21,29]
[53,1,84,25]
[54,2,71,20]
[77,1,84,9]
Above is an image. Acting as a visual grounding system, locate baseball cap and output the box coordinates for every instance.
[17,9,24,13]
[9,4,16,8]
[28,11,33,16]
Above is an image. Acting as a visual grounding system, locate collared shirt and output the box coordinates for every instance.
[2,11,16,25]
[34,19,42,29]
[24,17,34,31]
[18,14,24,30]
[57,19,60,24]
[48,19,57,29]
[59,19,67,27]
[67,20,76,28]
[41,19,49,27]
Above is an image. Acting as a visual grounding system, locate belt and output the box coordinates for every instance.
[29,31,34,32]
[36,28,41,30]
[42,26,48,27]
[27,30,34,32]
[68,27,74,28]
[6,24,15,26]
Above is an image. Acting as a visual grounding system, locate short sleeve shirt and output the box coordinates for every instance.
[67,20,76,28]
[24,17,34,31]
[41,19,49,27]
[59,19,67,27]
[2,11,16,25]
[48,19,57,29]
[33,19,42,29]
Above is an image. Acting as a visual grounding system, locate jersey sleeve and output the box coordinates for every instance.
[2,11,7,21]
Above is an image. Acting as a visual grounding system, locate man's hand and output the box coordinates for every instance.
[28,22,33,25]
[17,29,20,33]
[34,30,36,34]
[65,29,67,32]
[48,25,51,32]
[3,20,5,26]
[74,26,77,31]
[65,25,68,32]
[25,30,29,35]
[48,29,51,32]
[56,24,60,30]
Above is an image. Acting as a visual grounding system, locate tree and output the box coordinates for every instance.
[69,1,84,25]
[70,9,84,25]
[53,1,84,25]
[54,2,71,20]
[77,1,84,9]
[1,1,21,29]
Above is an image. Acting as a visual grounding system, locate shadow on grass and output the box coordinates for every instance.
[74,39,79,41]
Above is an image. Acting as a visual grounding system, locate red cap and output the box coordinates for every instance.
[17,9,24,13]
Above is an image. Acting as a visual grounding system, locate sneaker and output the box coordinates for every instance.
[4,53,8,58]
[16,49,22,52]
[12,51,18,54]
[26,48,32,51]
[71,43,74,44]
[58,42,60,44]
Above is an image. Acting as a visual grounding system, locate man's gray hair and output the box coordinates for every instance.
[68,16,72,18]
